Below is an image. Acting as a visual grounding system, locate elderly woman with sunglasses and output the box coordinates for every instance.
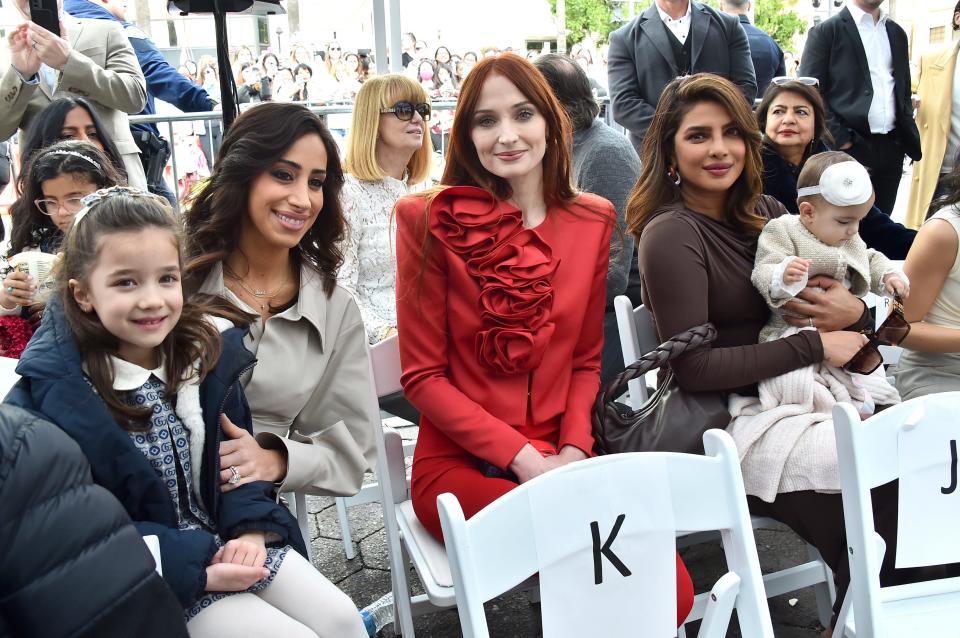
[756,77,916,266]
[339,74,433,346]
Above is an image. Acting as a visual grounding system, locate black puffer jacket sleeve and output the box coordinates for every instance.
[0,406,188,638]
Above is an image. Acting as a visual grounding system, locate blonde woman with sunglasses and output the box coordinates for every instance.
[339,75,433,344]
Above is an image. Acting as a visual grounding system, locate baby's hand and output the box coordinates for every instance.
[783,258,811,284]
[884,274,909,298]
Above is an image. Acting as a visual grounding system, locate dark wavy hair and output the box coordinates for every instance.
[183,102,346,297]
[8,140,122,255]
[627,74,765,238]
[534,53,600,132]
[19,97,126,186]
[929,160,960,217]
[58,191,222,431]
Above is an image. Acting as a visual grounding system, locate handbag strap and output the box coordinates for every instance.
[597,322,718,406]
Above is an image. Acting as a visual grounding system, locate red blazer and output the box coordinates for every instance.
[395,186,614,471]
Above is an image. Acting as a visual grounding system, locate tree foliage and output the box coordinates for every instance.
[548,0,618,46]
[754,0,807,51]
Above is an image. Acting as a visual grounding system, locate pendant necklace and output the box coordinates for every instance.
[224,264,290,313]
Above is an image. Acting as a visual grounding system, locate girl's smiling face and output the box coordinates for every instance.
[70,227,183,369]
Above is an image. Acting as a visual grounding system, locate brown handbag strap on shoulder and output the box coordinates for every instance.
[595,322,718,407]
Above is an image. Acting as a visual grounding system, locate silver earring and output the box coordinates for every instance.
[667,167,682,186]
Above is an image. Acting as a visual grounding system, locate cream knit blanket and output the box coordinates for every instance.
[727,329,900,502]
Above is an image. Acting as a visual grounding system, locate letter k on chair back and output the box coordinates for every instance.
[833,393,960,637]
[437,430,775,638]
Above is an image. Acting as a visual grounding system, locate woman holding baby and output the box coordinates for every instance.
[627,73,926,631]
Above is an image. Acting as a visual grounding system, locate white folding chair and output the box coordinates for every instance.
[371,334,451,636]
[833,394,960,637]
[0,355,20,397]
[613,295,658,407]
[438,430,774,638]
[333,338,418,560]
[612,295,836,629]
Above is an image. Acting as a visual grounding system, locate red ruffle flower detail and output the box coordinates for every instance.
[0,316,34,359]
[429,186,557,375]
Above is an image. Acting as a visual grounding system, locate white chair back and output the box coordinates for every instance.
[438,430,774,638]
[0,356,20,397]
[370,334,403,397]
[833,393,960,637]
[613,295,658,408]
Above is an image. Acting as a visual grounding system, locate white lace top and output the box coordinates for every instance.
[338,173,409,343]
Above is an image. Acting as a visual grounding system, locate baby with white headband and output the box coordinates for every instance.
[752,151,908,344]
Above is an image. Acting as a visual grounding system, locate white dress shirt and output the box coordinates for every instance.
[656,1,692,45]
[847,2,897,134]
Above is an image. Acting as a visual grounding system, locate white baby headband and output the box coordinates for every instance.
[42,149,102,171]
[796,161,873,207]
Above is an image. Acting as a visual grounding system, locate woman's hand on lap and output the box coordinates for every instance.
[508,443,551,483]
[541,445,588,472]
[783,276,865,331]
[218,414,287,491]
[820,331,869,368]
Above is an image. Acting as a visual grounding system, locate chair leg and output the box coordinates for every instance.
[336,497,356,560]
[807,544,835,629]
[294,492,313,563]
[392,543,416,636]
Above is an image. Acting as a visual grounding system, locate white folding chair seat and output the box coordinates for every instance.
[438,429,774,638]
[613,295,836,628]
[833,393,960,637]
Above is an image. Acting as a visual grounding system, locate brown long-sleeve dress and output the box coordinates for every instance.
[636,194,921,625]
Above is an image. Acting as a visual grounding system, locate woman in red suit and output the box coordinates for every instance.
[394,53,694,625]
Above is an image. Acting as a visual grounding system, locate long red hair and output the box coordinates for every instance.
[440,53,576,204]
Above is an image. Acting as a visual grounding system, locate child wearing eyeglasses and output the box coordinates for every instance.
[0,140,122,354]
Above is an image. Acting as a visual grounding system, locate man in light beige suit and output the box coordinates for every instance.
[906,3,960,228]
[1,0,147,188]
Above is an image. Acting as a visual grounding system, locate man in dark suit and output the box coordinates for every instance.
[607,0,757,152]
[799,0,921,215]
[720,0,785,95]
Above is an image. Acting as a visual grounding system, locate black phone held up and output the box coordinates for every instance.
[29,0,60,37]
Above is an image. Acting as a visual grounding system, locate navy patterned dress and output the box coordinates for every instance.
[122,376,290,620]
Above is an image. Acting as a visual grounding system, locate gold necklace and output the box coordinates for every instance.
[223,265,290,312]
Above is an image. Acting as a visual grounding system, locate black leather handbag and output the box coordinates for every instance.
[592,323,731,456]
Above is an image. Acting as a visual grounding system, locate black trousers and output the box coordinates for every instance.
[748,481,948,627]
[847,132,905,216]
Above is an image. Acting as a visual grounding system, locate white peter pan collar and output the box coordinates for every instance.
[109,355,167,391]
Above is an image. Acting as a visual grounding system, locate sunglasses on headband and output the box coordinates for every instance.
[842,293,911,375]
[771,76,820,87]
[380,101,432,122]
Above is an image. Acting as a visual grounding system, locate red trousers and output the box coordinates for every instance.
[412,456,696,627]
